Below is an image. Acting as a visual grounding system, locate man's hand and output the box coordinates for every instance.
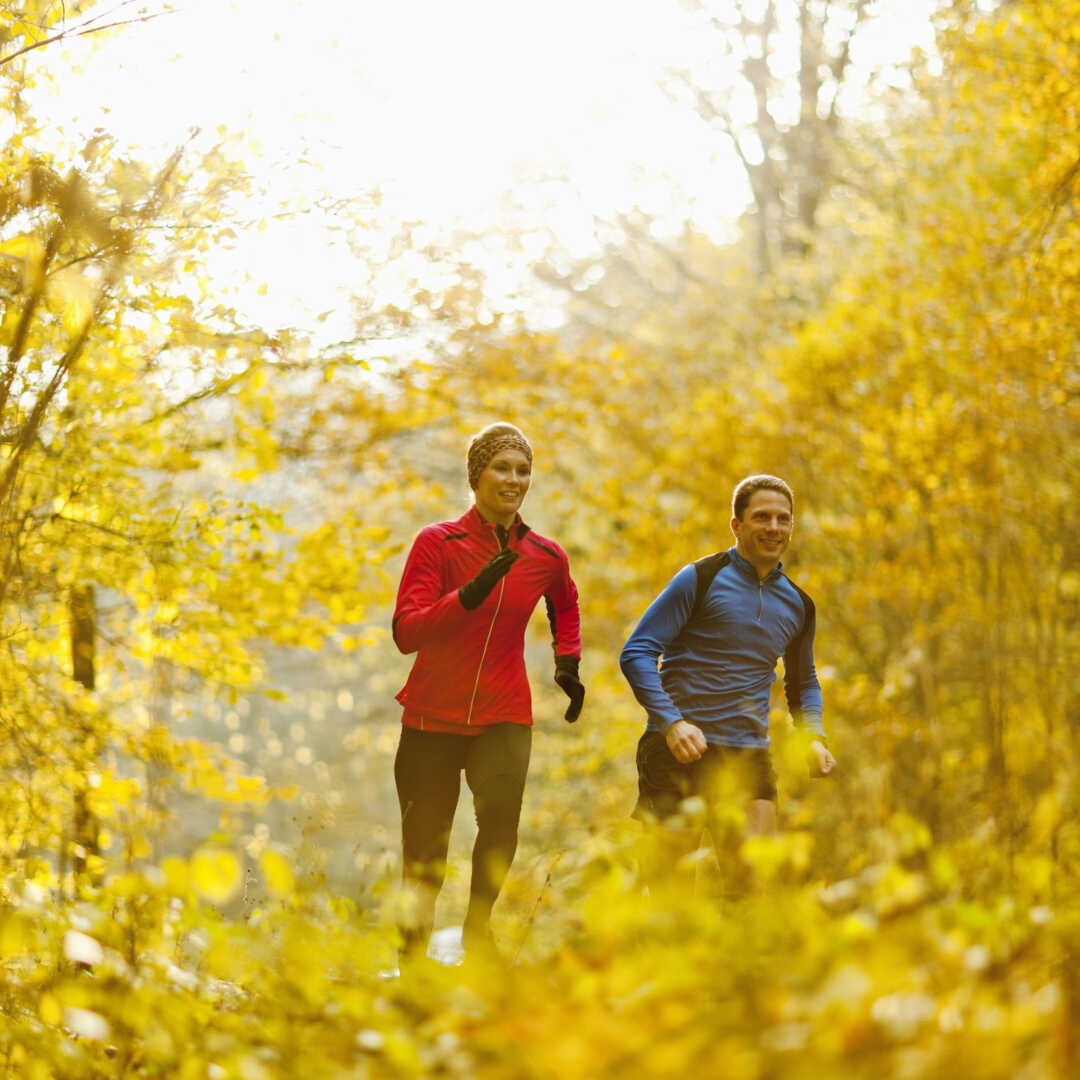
[808,740,836,777]
[666,720,707,764]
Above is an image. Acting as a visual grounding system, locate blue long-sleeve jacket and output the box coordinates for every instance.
[619,547,824,748]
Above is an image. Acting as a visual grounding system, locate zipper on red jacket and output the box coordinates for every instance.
[466,578,506,724]
[466,528,510,725]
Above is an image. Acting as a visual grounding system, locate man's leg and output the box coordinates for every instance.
[698,746,778,895]
[744,747,779,838]
[745,798,776,836]
[394,727,466,956]
[462,723,532,950]
[631,731,704,890]
[698,748,745,895]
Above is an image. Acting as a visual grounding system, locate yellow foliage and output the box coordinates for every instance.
[190,848,242,904]
[161,856,190,895]
[0,1,1077,1077]
[0,233,46,291]
[259,848,295,896]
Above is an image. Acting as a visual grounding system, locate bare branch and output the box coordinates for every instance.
[0,196,68,424]
[614,212,709,288]
[143,369,251,423]
[826,0,873,126]
[51,513,180,547]
[0,5,174,69]
[0,135,193,517]
[1031,153,1080,252]
[52,244,113,274]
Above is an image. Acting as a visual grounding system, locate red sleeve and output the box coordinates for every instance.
[545,550,582,659]
[391,527,470,654]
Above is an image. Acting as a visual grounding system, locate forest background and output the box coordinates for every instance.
[0,0,1078,1076]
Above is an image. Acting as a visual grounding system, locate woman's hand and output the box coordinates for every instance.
[458,549,519,610]
[554,655,585,723]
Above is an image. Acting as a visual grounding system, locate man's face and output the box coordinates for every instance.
[731,489,793,572]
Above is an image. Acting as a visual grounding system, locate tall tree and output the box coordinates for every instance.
[0,9,398,887]
[670,0,877,275]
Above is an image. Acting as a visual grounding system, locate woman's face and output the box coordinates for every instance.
[474,449,532,525]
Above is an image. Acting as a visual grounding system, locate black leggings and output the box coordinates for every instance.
[394,723,532,940]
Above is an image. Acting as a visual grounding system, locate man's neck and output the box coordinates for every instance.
[735,544,778,581]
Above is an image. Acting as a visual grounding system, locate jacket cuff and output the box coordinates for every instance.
[554,654,579,681]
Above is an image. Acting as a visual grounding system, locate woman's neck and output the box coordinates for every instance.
[475,504,516,529]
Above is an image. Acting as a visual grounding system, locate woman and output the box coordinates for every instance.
[391,422,584,958]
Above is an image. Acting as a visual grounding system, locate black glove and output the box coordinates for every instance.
[458,548,518,610]
[554,654,585,723]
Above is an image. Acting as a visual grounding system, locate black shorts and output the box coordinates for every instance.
[632,729,777,822]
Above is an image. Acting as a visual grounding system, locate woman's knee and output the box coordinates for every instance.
[472,772,527,831]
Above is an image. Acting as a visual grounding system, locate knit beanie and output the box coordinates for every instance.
[466,423,533,490]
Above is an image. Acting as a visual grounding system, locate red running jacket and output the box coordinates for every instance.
[393,506,581,732]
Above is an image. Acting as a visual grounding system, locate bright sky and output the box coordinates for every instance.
[36,0,940,339]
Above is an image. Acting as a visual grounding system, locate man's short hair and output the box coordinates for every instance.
[732,475,794,520]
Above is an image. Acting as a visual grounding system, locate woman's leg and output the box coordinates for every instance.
[462,723,532,947]
[393,727,466,954]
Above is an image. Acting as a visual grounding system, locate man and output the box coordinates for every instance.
[620,474,835,866]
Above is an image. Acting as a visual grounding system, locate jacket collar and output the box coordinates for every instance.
[459,504,531,542]
[728,545,783,583]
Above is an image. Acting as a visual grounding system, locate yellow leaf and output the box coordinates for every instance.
[50,268,95,336]
[190,847,242,904]
[1031,791,1061,845]
[0,912,32,958]
[0,234,45,291]
[229,775,265,804]
[161,856,189,895]
[39,993,62,1027]
[0,303,20,345]
[259,849,295,896]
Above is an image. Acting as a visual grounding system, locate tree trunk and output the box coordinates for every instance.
[69,585,100,883]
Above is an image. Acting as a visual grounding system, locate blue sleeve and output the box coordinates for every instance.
[783,599,825,739]
[619,565,696,731]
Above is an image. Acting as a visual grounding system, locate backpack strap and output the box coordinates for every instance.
[780,573,817,716]
[688,551,730,627]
